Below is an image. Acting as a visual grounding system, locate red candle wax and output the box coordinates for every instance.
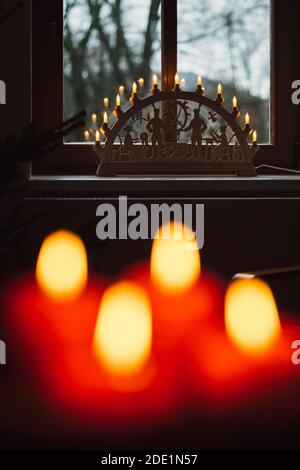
[183,317,300,409]
[124,263,224,351]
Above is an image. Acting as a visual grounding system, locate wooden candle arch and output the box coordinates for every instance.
[95,90,259,177]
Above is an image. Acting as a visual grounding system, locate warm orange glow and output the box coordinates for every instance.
[93,281,152,376]
[245,112,250,125]
[153,74,158,86]
[138,77,144,87]
[150,221,201,294]
[103,97,109,107]
[175,73,180,85]
[217,83,222,95]
[92,113,97,123]
[95,129,100,142]
[116,94,121,107]
[103,111,108,124]
[132,81,137,94]
[197,75,202,86]
[253,130,257,143]
[119,85,125,95]
[84,130,90,141]
[225,278,281,355]
[36,230,88,301]
[232,96,237,108]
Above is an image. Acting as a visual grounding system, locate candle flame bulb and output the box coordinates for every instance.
[152,74,159,93]
[119,85,125,95]
[151,221,201,294]
[132,81,137,94]
[36,230,88,302]
[175,73,180,86]
[197,75,202,86]
[103,111,108,124]
[245,113,250,126]
[103,97,109,107]
[92,113,97,123]
[232,96,238,109]
[253,130,257,143]
[84,130,90,141]
[95,129,100,142]
[115,94,122,117]
[225,278,281,355]
[138,77,144,88]
[216,83,224,104]
[93,281,152,377]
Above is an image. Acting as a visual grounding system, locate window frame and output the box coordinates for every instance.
[31,0,296,175]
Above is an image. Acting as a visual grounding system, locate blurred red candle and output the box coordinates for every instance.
[4,230,182,425]
[184,277,300,409]
[125,221,224,351]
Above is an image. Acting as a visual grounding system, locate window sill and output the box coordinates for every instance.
[26,175,300,199]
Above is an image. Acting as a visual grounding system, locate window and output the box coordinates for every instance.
[178,0,271,144]
[32,0,296,175]
[64,0,161,142]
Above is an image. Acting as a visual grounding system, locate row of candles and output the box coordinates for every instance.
[84,73,258,146]
[3,222,299,425]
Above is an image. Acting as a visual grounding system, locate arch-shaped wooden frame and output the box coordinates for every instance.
[95,91,258,177]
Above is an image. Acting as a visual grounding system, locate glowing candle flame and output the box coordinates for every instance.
[153,74,158,86]
[84,130,90,141]
[103,97,109,107]
[132,81,137,94]
[151,221,201,294]
[36,230,88,301]
[245,113,250,125]
[95,129,100,142]
[93,281,152,376]
[232,96,238,108]
[175,73,180,86]
[197,75,202,86]
[119,85,125,95]
[92,113,97,123]
[225,278,281,355]
[138,77,144,87]
[103,112,108,124]
[116,94,121,107]
[217,83,222,95]
[253,130,257,143]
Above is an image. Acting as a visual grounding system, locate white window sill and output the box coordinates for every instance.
[26,175,300,199]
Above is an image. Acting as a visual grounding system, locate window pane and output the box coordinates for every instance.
[178,0,271,144]
[64,0,161,142]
